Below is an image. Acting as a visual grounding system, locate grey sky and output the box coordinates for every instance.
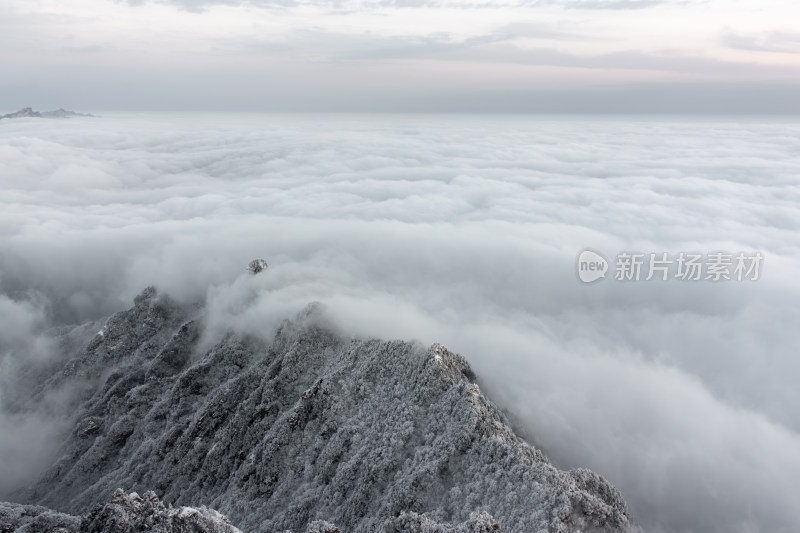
[2,0,800,112]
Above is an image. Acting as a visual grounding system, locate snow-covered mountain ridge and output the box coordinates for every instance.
[1,286,635,532]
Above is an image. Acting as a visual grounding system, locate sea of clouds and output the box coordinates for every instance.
[1,113,799,532]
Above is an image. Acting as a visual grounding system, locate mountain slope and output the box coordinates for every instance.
[8,287,633,532]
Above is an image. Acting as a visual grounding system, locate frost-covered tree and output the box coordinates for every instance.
[247,259,269,275]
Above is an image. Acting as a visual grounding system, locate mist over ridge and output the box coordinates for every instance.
[2,113,800,533]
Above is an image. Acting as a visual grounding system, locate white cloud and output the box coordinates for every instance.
[1,114,800,531]
[0,291,69,498]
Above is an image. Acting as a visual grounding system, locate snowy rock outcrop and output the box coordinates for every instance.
[81,489,240,533]
[0,501,81,532]
[0,489,240,533]
[4,287,635,532]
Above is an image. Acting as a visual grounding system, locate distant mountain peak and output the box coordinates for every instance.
[0,107,93,120]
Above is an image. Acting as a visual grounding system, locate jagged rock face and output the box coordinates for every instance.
[12,288,633,533]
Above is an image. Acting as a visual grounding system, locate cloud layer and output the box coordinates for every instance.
[1,113,800,532]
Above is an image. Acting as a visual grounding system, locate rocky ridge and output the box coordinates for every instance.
[1,286,635,532]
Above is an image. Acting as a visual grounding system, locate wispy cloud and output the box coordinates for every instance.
[231,26,800,79]
[123,0,674,9]
[557,0,667,9]
[359,42,797,77]
[723,29,800,54]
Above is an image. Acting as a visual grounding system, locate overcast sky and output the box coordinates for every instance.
[2,0,800,112]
